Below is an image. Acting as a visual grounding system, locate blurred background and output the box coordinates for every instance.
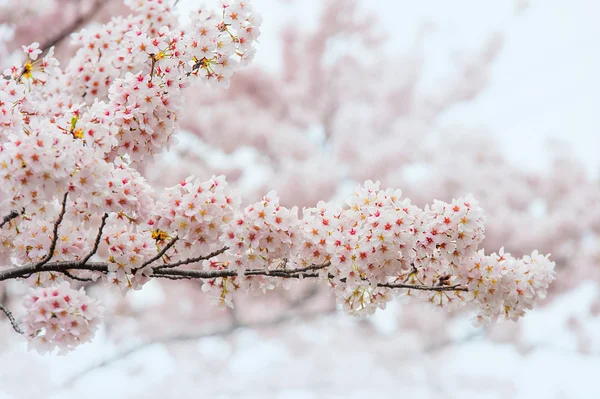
[1,0,600,398]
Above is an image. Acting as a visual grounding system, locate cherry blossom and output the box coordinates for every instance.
[21,281,103,354]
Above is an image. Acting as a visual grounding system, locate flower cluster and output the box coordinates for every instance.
[220,190,298,271]
[0,118,79,209]
[105,37,186,163]
[460,248,556,325]
[100,159,155,220]
[199,180,555,319]
[151,175,238,255]
[407,195,487,309]
[287,182,484,314]
[311,183,421,314]
[199,191,300,304]
[101,216,156,292]
[189,0,262,76]
[22,282,103,354]
[64,0,263,164]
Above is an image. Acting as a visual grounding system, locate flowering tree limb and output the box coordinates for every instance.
[0,256,465,292]
[0,0,555,355]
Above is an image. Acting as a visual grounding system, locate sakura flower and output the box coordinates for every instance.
[22,42,42,60]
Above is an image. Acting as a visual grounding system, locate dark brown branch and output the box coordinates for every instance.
[0,209,22,229]
[151,274,192,281]
[0,261,108,282]
[378,282,468,292]
[0,255,467,294]
[63,271,95,282]
[32,192,69,269]
[79,213,109,266]
[152,268,322,280]
[153,267,467,292]
[0,303,24,334]
[282,261,331,274]
[138,235,179,270]
[152,246,229,271]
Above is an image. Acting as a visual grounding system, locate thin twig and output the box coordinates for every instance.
[152,246,229,271]
[138,236,179,271]
[79,213,109,266]
[378,282,468,292]
[32,192,69,269]
[63,271,95,282]
[282,261,331,274]
[0,303,24,334]
[152,274,194,281]
[152,268,321,280]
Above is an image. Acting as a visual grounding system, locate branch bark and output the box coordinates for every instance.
[0,209,22,229]
[136,235,179,271]
[0,255,467,293]
[0,303,24,334]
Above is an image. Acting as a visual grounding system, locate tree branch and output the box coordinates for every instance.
[152,246,229,271]
[0,205,466,293]
[379,282,468,292]
[63,271,95,282]
[0,303,24,334]
[0,209,22,229]
[151,267,321,280]
[282,261,331,274]
[0,261,108,282]
[137,235,179,271]
[0,253,468,294]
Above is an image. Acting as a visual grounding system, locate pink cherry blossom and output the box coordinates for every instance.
[21,281,103,354]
